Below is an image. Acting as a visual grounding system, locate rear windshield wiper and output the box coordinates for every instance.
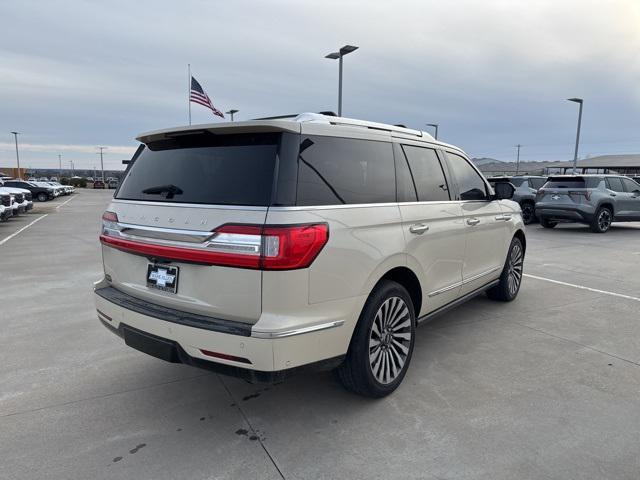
[142,184,183,199]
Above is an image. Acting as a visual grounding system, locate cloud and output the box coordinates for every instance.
[0,142,136,155]
[1,0,639,167]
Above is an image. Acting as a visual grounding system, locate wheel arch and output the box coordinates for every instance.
[513,229,526,253]
[371,266,422,320]
[598,201,614,215]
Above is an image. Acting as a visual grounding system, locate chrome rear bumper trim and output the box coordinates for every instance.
[251,320,344,339]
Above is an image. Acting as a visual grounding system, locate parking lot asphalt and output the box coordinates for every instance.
[1,190,639,480]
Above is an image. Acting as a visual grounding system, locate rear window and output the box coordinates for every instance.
[116,133,280,206]
[529,178,546,189]
[542,177,602,189]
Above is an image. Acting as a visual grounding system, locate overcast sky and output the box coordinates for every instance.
[1,0,639,171]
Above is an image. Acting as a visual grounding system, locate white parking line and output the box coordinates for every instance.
[0,214,49,246]
[55,196,77,210]
[524,273,640,303]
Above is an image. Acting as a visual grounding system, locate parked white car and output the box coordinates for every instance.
[0,192,11,221]
[94,113,525,397]
[0,182,32,214]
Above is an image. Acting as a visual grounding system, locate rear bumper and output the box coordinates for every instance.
[535,206,594,223]
[94,281,352,381]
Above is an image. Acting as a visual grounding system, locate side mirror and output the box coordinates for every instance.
[492,181,516,200]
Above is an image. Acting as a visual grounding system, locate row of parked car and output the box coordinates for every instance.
[0,178,76,222]
[488,174,640,233]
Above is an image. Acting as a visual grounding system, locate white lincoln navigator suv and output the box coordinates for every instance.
[95,113,525,397]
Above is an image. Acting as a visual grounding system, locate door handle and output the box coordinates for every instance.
[466,218,480,226]
[495,214,512,221]
[409,223,430,234]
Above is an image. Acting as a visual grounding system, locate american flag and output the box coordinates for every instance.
[190,76,224,118]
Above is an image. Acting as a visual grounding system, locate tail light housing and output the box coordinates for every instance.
[100,211,329,270]
[568,190,591,201]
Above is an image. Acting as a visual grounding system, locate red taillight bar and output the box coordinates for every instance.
[100,223,329,270]
[100,234,262,268]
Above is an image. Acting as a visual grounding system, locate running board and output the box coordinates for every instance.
[417,279,500,325]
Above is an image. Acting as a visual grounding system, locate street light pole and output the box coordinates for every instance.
[515,144,522,175]
[225,109,239,121]
[325,45,359,116]
[58,154,62,179]
[10,131,21,178]
[97,146,106,182]
[426,123,439,140]
[567,98,583,174]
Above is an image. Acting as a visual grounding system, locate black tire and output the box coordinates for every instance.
[520,202,536,225]
[590,206,612,233]
[486,236,525,302]
[37,192,48,202]
[336,280,416,398]
[540,217,557,229]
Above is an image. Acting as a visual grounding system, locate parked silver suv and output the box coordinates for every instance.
[488,176,547,224]
[94,113,526,397]
[536,175,640,233]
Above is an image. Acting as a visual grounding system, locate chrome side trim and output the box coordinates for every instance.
[427,281,463,297]
[251,320,344,339]
[427,266,501,297]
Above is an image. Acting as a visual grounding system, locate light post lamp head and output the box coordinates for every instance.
[567,97,583,104]
[325,45,359,60]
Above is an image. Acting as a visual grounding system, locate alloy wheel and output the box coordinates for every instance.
[507,242,524,297]
[368,296,412,385]
[598,209,611,231]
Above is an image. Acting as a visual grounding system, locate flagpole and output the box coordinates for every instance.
[188,63,192,125]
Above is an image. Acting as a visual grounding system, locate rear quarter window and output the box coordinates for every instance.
[296,135,395,206]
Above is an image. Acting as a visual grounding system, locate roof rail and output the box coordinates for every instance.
[250,112,434,140]
[253,111,337,120]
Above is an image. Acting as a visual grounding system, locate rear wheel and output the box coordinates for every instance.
[590,206,612,233]
[520,202,536,225]
[37,192,48,202]
[487,236,525,302]
[336,280,415,398]
[540,217,557,229]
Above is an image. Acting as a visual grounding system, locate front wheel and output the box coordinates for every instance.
[487,236,525,302]
[336,280,416,398]
[37,192,48,202]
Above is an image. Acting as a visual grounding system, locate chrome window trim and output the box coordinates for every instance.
[251,320,344,339]
[269,200,462,211]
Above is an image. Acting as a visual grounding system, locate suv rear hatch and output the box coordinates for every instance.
[537,176,600,206]
[101,129,299,324]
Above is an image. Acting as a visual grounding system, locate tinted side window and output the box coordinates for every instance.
[606,177,625,193]
[296,136,395,206]
[394,144,417,202]
[622,178,640,192]
[446,152,488,200]
[401,146,449,201]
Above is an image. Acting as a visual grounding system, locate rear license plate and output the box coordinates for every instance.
[146,264,179,293]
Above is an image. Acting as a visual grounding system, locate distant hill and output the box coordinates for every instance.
[472,157,503,166]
